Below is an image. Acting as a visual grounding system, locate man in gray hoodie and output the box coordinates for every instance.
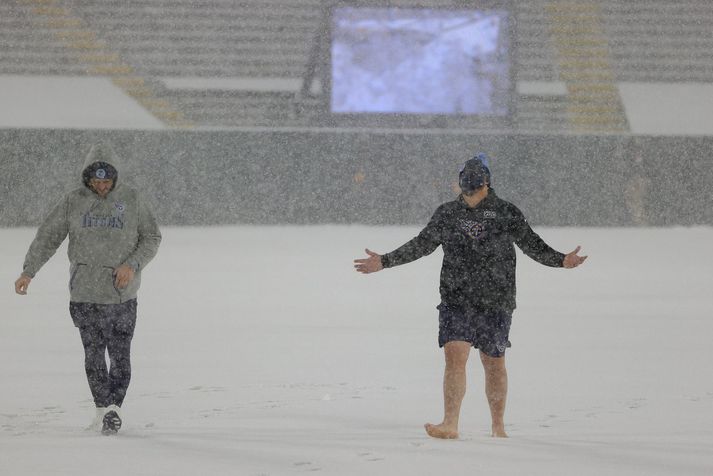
[14,144,162,435]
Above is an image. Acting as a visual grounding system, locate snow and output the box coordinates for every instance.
[0,76,166,130]
[1,225,712,475]
[618,83,713,136]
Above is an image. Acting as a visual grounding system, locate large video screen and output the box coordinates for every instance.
[331,7,511,116]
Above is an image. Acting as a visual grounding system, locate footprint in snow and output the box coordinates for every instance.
[358,452,384,462]
[293,461,322,471]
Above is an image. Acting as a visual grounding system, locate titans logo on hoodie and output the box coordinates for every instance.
[81,210,125,229]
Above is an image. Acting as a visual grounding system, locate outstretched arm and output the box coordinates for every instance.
[515,221,587,269]
[510,206,580,268]
[353,206,445,275]
[353,234,440,274]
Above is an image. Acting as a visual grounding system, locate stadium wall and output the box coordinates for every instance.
[0,129,710,227]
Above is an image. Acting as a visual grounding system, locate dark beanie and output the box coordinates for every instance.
[82,161,118,189]
[458,153,491,194]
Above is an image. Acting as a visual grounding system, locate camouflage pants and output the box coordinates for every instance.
[69,299,137,408]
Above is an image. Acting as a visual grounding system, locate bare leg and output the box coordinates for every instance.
[425,341,471,439]
[480,351,508,437]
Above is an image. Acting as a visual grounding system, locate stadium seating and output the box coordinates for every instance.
[2,0,713,131]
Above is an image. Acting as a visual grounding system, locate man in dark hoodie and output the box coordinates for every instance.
[14,144,162,435]
[354,153,587,439]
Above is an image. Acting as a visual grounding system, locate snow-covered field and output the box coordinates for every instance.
[1,226,712,475]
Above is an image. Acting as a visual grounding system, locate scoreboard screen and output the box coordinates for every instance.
[330,6,511,116]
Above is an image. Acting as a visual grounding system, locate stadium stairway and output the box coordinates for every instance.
[546,1,629,133]
[7,0,190,127]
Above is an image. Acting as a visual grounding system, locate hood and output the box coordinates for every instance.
[81,143,123,189]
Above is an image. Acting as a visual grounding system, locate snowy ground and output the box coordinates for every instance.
[1,226,712,476]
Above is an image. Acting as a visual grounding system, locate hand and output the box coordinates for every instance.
[354,248,384,274]
[563,246,588,269]
[15,275,32,295]
[114,265,135,289]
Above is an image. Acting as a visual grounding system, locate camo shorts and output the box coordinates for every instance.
[437,304,512,357]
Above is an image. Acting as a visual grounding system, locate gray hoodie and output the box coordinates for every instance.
[22,145,162,304]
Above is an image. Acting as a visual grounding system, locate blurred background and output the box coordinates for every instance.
[1,0,711,226]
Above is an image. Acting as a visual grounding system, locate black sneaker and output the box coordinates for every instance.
[101,410,122,435]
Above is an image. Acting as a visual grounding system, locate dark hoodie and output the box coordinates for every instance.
[381,190,565,313]
[22,144,162,304]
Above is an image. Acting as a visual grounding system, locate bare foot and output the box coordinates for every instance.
[491,425,508,438]
[424,423,459,439]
